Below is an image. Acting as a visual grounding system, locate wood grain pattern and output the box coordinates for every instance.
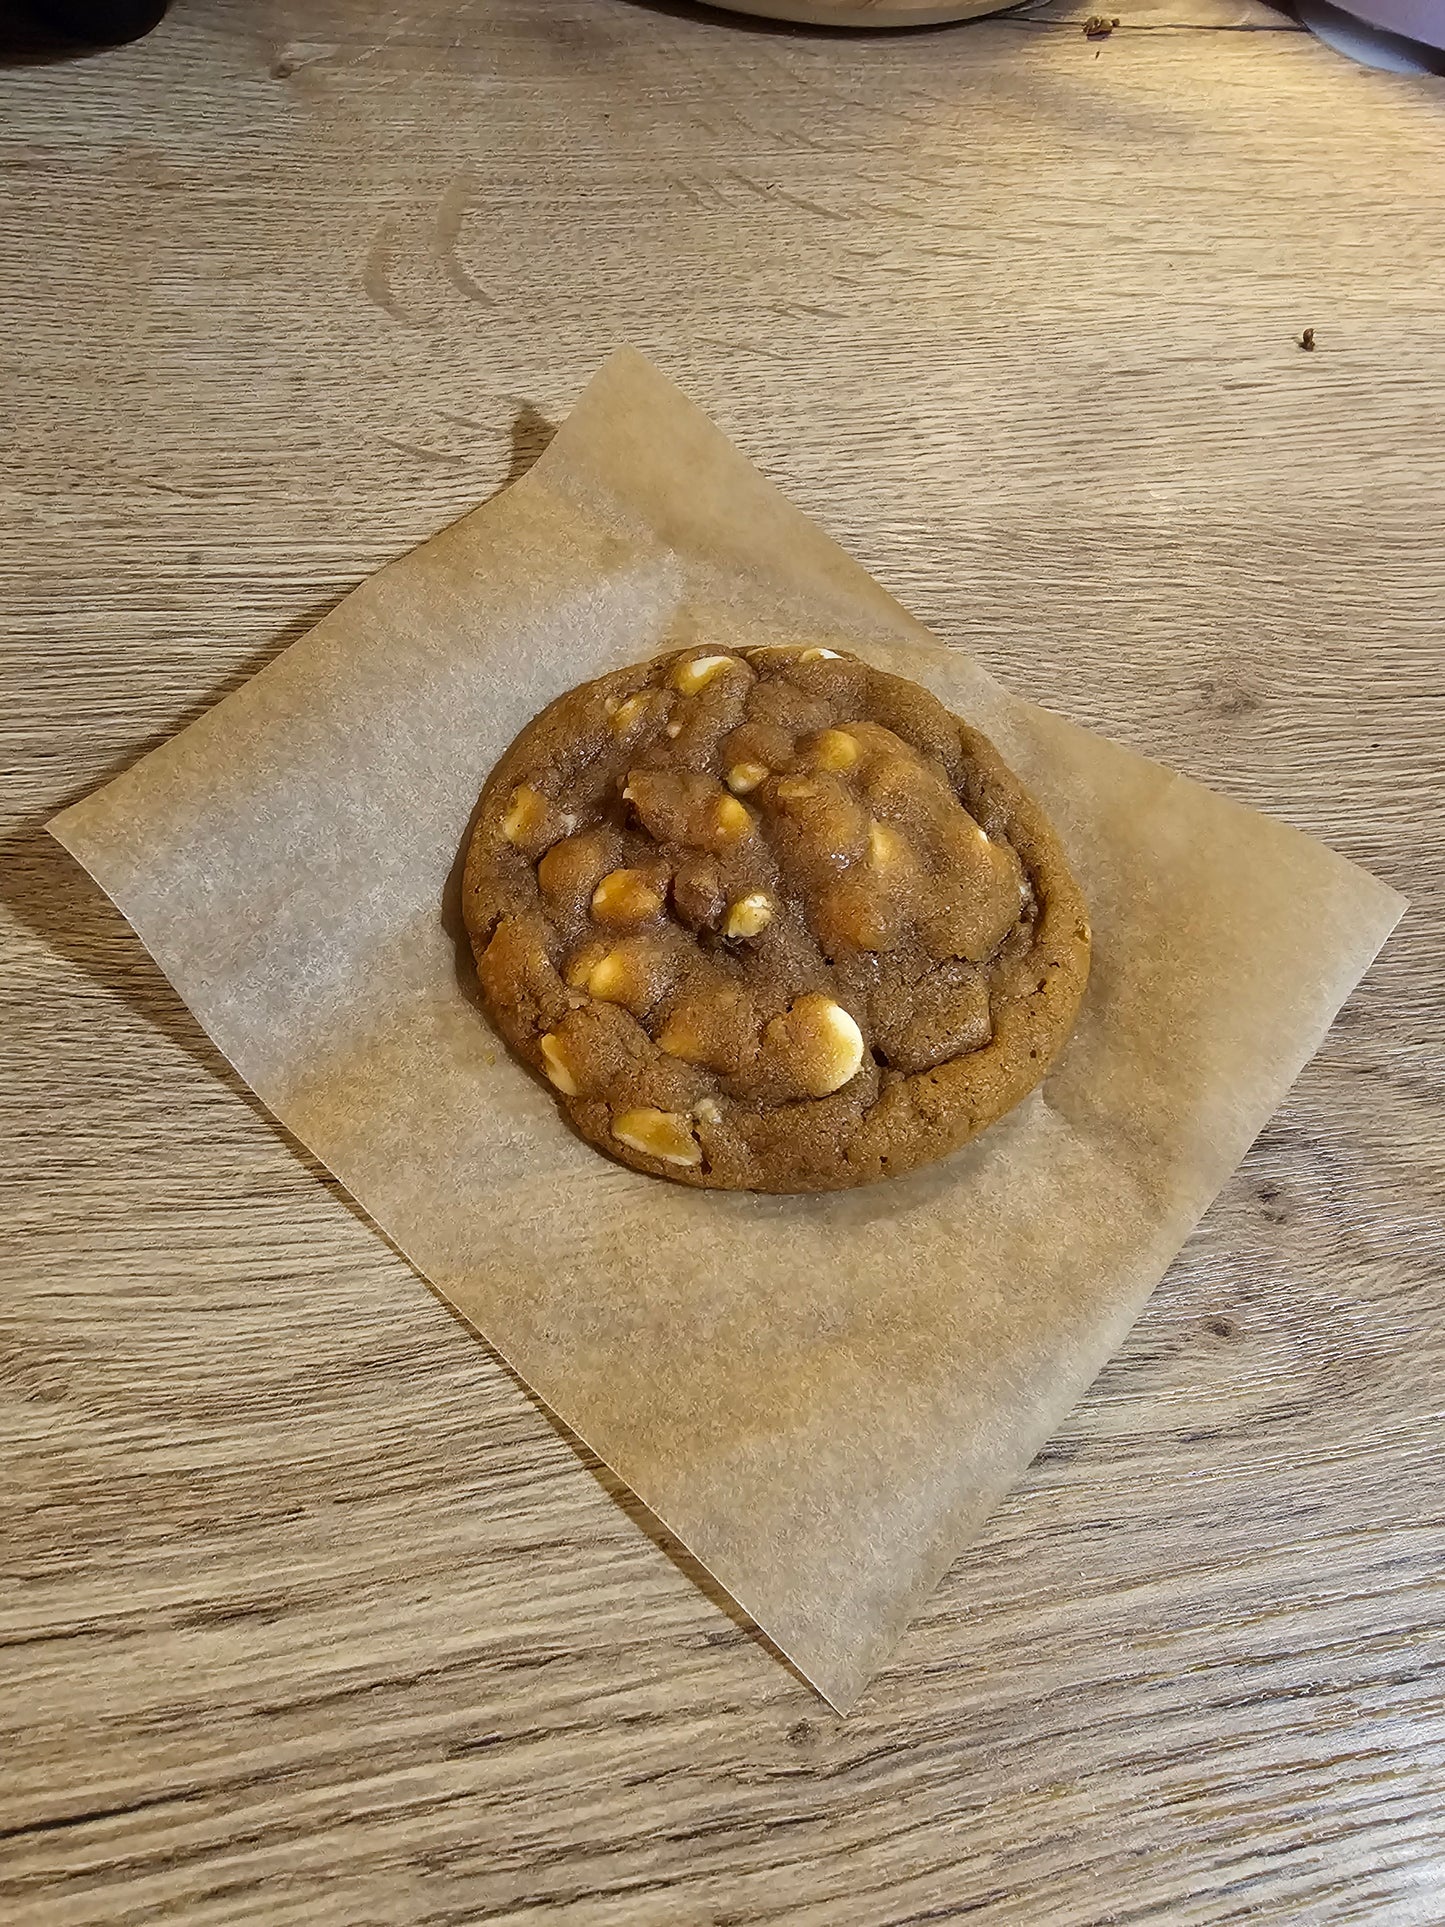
[3,2,1443,1921]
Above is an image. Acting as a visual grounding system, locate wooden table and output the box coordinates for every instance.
[4,2,1443,1920]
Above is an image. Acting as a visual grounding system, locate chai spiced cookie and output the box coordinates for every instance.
[463,645,1089,1192]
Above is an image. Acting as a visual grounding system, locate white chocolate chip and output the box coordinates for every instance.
[586,949,630,1002]
[564,940,606,990]
[612,1106,702,1167]
[609,692,652,734]
[501,785,546,845]
[693,1097,723,1126]
[808,998,864,1094]
[726,761,769,795]
[800,648,842,662]
[582,939,671,1014]
[538,1033,577,1096]
[868,821,906,867]
[671,654,737,695]
[812,728,860,773]
[591,869,664,926]
[713,794,753,840]
[723,892,773,940]
[771,994,864,1097]
[666,718,684,738]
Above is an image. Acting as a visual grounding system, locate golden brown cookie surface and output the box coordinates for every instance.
[464,646,1090,1192]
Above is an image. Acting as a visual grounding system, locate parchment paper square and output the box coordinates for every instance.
[52,352,1403,1709]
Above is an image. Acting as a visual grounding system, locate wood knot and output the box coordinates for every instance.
[1256,1181,1289,1224]
[1199,677,1262,719]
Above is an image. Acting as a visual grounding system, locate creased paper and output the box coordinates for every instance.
[51,351,1404,1710]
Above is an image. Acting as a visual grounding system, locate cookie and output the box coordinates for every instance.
[463,645,1090,1192]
